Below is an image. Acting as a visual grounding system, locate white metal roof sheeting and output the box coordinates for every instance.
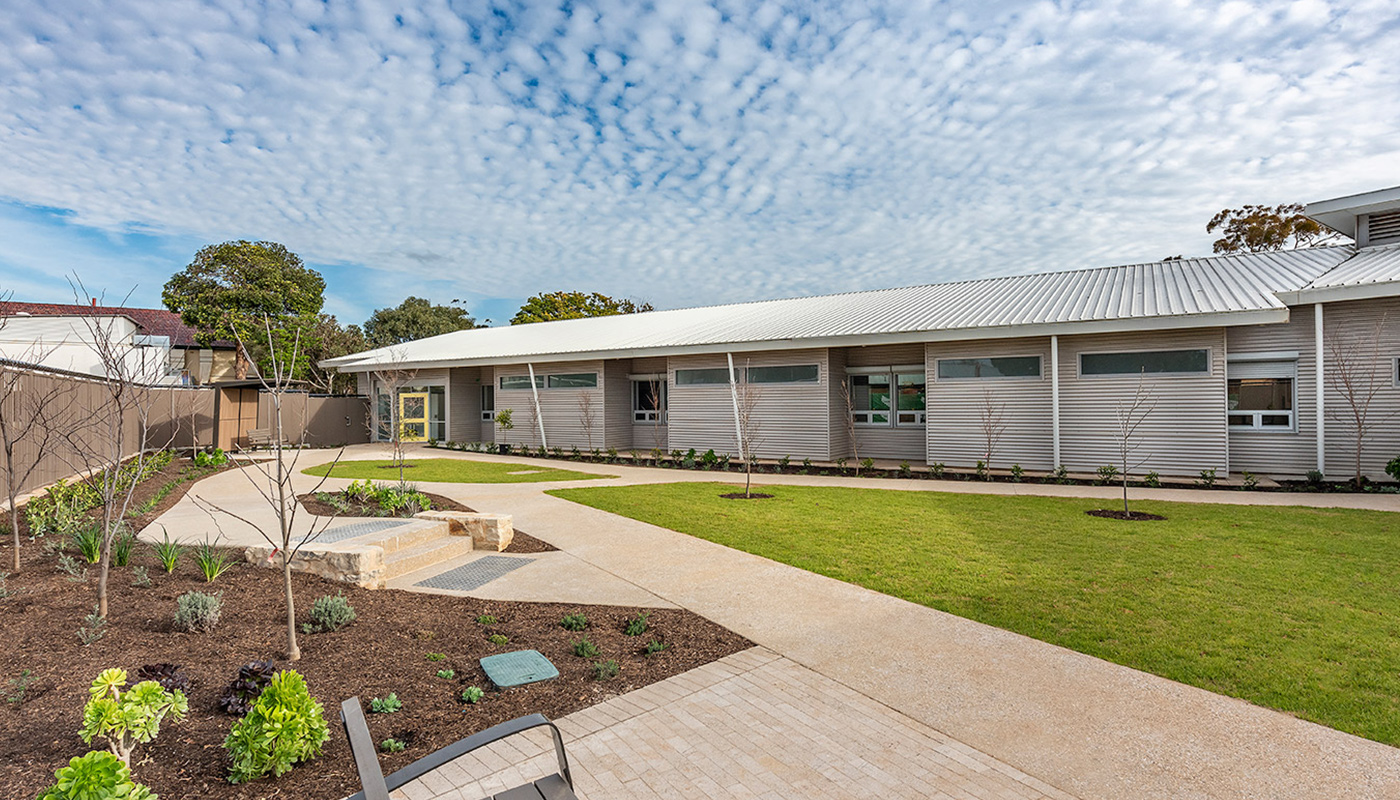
[1304,242,1400,289]
[328,246,1357,369]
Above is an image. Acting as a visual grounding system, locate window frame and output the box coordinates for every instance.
[935,355,1043,382]
[1227,359,1297,433]
[480,384,495,421]
[745,364,821,384]
[545,372,598,389]
[847,368,926,428]
[631,379,668,423]
[1078,348,1211,378]
[499,374,544,391]
[674,367,731,386]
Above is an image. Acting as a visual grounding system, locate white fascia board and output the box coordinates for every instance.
[329,308,1290,373]
[1278,281,1400,306]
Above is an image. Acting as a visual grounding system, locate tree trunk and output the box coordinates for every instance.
[234,344,250,380]
[283,553,300,661]
[97,536,111,618]
[9,503,20,574]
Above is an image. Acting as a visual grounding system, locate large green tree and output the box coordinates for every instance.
[363,296,475,347]
[162,241,325,379]
[303,314,366,394]
[510,291,654,325]
[1206,203,1338,254]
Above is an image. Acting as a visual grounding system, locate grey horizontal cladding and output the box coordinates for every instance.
[1320,297,1400,480]
[1058,329,1227,476]
[854,427,926,461]
[667,349,831,461]
[492,360,605,450]
[926,337,1053,470]
[828,347,851,459]
[632,423,668,452]
[843,343,926,368]
[1226,305,1317,477]
[447,367,483,443]
[603,360,631,450]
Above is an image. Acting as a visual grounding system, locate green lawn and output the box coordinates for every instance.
[303,458,611,483]
[550,482,1400,746]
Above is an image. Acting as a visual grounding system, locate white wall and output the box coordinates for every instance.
[0,315,176,384]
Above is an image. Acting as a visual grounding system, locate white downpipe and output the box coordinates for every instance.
[727,352,744,458]
[527,363,547,449]
[1315,303,1325,476]
[1050,335,1061,468]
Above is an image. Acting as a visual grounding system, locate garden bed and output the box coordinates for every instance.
[0,541,749,798]
[295,492,558,554]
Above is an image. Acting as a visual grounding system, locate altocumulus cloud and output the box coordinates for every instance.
[1,0,1398,318]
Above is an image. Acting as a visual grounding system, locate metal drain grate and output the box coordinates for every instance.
[317,518,414,544]
[414,555,535,591]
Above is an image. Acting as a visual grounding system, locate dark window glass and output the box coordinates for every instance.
[547,373,598,388]
[746,364,820,383]
[938,356,1041,379]
[499,375,543,390]
[1081,349,1208,375]
[675,368,731,385]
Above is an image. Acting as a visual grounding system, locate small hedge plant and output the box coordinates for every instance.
[224,670,328,784]
[302,593,356,634]
[173,591,223,633]
[36,751,156,800]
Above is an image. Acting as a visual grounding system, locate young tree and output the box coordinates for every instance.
[979,390,1007,478]
[1113,371,1157,517]
[162,240,325,379]
[0,306,67,573]
[577,391,597,451]
[732,360,764,498]
[1207,203,1342,254]
[839,378,862,476]
[1327,314,1397,488]
[363,296,475,347]
[195,315,341,661]
[369,347,418,482]
[510,291,654,325]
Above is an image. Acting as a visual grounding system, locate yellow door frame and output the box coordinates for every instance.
[398,391,430,443]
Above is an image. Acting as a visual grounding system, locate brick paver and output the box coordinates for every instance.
[391,647,1079,800]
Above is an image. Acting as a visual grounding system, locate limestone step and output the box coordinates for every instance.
[367,520,453,555]
[384,535,477,581]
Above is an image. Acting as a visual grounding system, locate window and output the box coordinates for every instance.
[375,392,391,441]
[937,356,1041,380]
[499,375,543,390]
[746,364,820,384]
[675,368,731,385]
[849,370,925,426]
[632,380,667,423]
[480,384,495,421]
[398,385,446,441]
[546,372,597,388]
[1081,349,1209,376]
[1228,378,1294,430]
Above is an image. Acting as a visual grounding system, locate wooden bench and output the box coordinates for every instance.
[341,698,577,800]
[245,428,288,448]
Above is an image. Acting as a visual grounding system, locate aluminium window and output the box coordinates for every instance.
[675,368,731,386]
[746,364,820,383]
[849,370,925,426]
[632,380,667,423]
[546,372,598,388]
[1227,359,1296,431]
[936,356,1041,380]
[1080,349,1209,376]
[480,384,495,421]
[499,375,543,390]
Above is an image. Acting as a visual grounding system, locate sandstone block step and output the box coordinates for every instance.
[384,535,477,581]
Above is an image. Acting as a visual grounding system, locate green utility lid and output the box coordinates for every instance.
[480,650,559,688]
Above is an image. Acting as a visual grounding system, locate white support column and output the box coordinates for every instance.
[727,352,744,457]
[527,363,547,449]
[1315,303,1325,476]
[1050,335,1061,468]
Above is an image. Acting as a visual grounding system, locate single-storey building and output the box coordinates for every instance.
[323,186,1400,480]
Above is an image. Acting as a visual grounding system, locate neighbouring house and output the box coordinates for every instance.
[321,185,1400,480]
[0,300,245,386]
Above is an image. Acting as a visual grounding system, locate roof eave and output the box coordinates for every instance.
[1282,281,1400,306]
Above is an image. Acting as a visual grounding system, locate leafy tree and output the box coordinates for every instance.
[510,291,654,325]
[1206,203,1339,254]
[363,296,475,347]
[162,241,325,378]
[303,314,365,394]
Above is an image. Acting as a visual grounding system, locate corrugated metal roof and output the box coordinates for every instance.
[1304,242,1400,289]
[327,246,1358,370]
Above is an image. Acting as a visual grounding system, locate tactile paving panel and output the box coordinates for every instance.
[413,555,535,591]
[317,518,414,544]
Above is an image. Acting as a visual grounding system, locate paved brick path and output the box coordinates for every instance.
[392,647,1077,800]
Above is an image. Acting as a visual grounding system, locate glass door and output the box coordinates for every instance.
[398,392,429,442]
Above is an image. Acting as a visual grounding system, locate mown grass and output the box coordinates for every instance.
[303,458,611,484]
[550,482,1400,746]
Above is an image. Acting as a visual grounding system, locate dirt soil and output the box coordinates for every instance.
[1085,509,1167,521]
[0,541,750,799]
[295,493,558,554]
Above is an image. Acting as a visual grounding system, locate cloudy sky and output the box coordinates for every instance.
[1,0,1398,327]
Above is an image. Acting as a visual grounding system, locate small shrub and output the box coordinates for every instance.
[78,606,106,646]
[80,667,188,765]
[7,669,36,704]
[592,659,619,681]
[303,593,356,634]
[345,478,375,504]
[174,591,223,634]
[897,461,912,478]
[150,530,183,574]
[974,460,989,481]
[834,457,848,472]
[488,633,509,646]
[1096,465,1119,485]
[778,455,791,470]
[1197,468,1218,488]
[1009,464,1024,482]
[929,462,945,479]
[111,532,137,567]
[476,614,497,625]
[606,447,619,462]
[57,554,88,583]
[426,438,438,448]
[1050,465,1069,484]
[425,652,446,662]
[435,669,455,680]
[860,457,875,472]
[572,638,600,658]
[460,686,485,704]
[1143,471,1162,488]
[130,566,151,588]
[70,525,102,564]
[623,611,650,637]
[1306,469,1325,486]
[135,663,191,695]
[35,751,156,800]
[217,660,278,716]
[380,738,406,753]
[645,640,667,656]
[368,693,402,714]
[194,447,228,467]
[193,540,233,583]
[800,457,813,474]
[560,613,588,631]
[700,449,718,469]
[223,670,329,784]
[0,572,11,600]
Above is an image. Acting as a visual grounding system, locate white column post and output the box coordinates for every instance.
[1315,303,1325,476]
[727,353,744,458]
[527,363,547,450]
[1050,335,1061,468]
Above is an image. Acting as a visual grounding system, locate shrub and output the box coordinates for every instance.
[974,460,989,481]
[173,591,223,634]
[130,566,151,588]
[435,669,455,680]
[645,640,667,656]
[217,660,278,716]
[80,667,188,766]
[150,531,183,574]
[1240,470,1259,491]
[1050,465,1069,484]
[897,461,913,478]
[369,693,402,714]
[1197,468,1218,488]
[1143,471,1162,488]
[58,554,87,583]
[800,457,813,474]
[111,531,137,567]
[194,448,228,468]
[70,525,102,564]
[193,540,233,583]
[78,606,106,646]
[572,638,600,658]
[345,479,375,504]
[380,738,406,753]
[425,652,446,662]
[460,686,484,704]
[1306,469,1325,486]
[35,751,156,800]
[700,449,718,469]
[223,670,329,784]
[303,593,356,634]
[475,614,497,625]
[592,660,619,681]
[1009,464,1024,482]
[560,613,588,631]
[135,664,191,695]
[623,611,650,637]
[1386,456,1400,483]
[929,462,945,479]
[1096,465,1119,485]
[860,457,875,472]
[488,633,509,646]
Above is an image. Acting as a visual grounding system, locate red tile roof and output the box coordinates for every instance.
[0,301,235,348]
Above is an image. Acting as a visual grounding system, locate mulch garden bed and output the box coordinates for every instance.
[0,540,750,799]
[1085,509,1167,521]
[295,493,558,554]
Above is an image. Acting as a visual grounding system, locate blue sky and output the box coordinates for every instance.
[1,0,1398,328]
